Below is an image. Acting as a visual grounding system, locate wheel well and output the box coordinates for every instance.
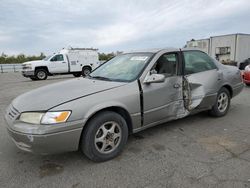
[222,85,233,98]
[82,65,92,71]
[35,66,49,73]
[83,107,133,134]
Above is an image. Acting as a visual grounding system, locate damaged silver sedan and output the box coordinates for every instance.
[5,48,244,162]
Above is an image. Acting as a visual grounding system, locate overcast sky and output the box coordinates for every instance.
[0,0,250,55]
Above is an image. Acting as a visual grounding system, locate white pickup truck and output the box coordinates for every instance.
[22,48,100,80]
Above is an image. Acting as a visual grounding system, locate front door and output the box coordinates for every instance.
[49,54,68,73]
[182,50,222,110]
[142,52,185,126]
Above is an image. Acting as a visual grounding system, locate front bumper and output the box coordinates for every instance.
[4,106,84,154]
[22,70,35,77]
[7,127,83,154]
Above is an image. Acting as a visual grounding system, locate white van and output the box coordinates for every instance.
[22,48,100,80]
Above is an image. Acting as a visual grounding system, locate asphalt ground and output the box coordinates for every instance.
[0,73,250,188]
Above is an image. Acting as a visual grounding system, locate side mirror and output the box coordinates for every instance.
[144,73,165,84]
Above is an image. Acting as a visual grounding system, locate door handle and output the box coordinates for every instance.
[173,83,181,88]
[62,62,66,63]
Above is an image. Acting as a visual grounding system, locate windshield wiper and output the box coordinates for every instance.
[90,76,112,81]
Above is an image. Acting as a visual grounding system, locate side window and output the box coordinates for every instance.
[51,54,64,61]
[183,51,217,74]
[153,53,178,77]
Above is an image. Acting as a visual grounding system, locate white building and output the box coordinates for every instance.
[186,38,210,54]
[186,33,250,64]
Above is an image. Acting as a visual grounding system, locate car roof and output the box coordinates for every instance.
[124,47,205,54]
[125,48,179,54]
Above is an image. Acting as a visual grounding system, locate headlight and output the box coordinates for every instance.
[41,111,71,124]
[19,111,71,125]
[19,112,44,124]
[23,64,32,69]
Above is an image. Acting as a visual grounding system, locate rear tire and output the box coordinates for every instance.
[209,87,231,117]
[82,67,91,77]
[80,111,128,162]
[246,83,250,86]
[35,69,48,80]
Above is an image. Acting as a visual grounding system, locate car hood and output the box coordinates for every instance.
[23,60,43,65]
[12,78,127,112]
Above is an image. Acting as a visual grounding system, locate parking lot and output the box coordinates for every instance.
[0,73,250,188]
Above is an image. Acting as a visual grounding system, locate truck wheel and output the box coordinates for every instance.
[209,87,231,117]
[73,73,81,77]
[35,69,48,80]
[80,111,128,162]
[82,67,91,77]
[246,83,250,86]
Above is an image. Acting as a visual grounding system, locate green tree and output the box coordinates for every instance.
[0,52,46,64]
[98,52,115,61]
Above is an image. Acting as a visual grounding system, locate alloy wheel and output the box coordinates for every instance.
[217,92,229,113]
[94,121,122,154]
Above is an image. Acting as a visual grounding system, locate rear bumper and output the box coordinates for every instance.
[232,82,244,97]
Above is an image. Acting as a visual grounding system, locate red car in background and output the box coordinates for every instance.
[239,59,250,86]
[242,65,250,86]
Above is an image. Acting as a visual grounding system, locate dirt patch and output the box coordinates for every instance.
[39,163,64,178]
[198,136,236,153]
[152,144,166,151]
[133,134,145,140]
[128,147,142,154]
[72,182,80,188]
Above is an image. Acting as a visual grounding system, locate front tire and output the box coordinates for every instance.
[80,111,128,162]
[209,87,231,117]
[35,69,48,80]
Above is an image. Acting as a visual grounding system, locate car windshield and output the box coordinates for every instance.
[43,55,52,61]
[89,53,153,82]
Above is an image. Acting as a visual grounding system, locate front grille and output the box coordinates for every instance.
[22,65,29,70]
[7,105,20,121]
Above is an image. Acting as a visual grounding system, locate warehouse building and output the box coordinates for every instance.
[186,33,250,65]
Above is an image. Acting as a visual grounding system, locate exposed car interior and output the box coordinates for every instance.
[154,53,177,77]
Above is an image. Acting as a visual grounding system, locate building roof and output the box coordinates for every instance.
[211,33,250,38]
[187,33,250,43]
[187,38,210,42]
